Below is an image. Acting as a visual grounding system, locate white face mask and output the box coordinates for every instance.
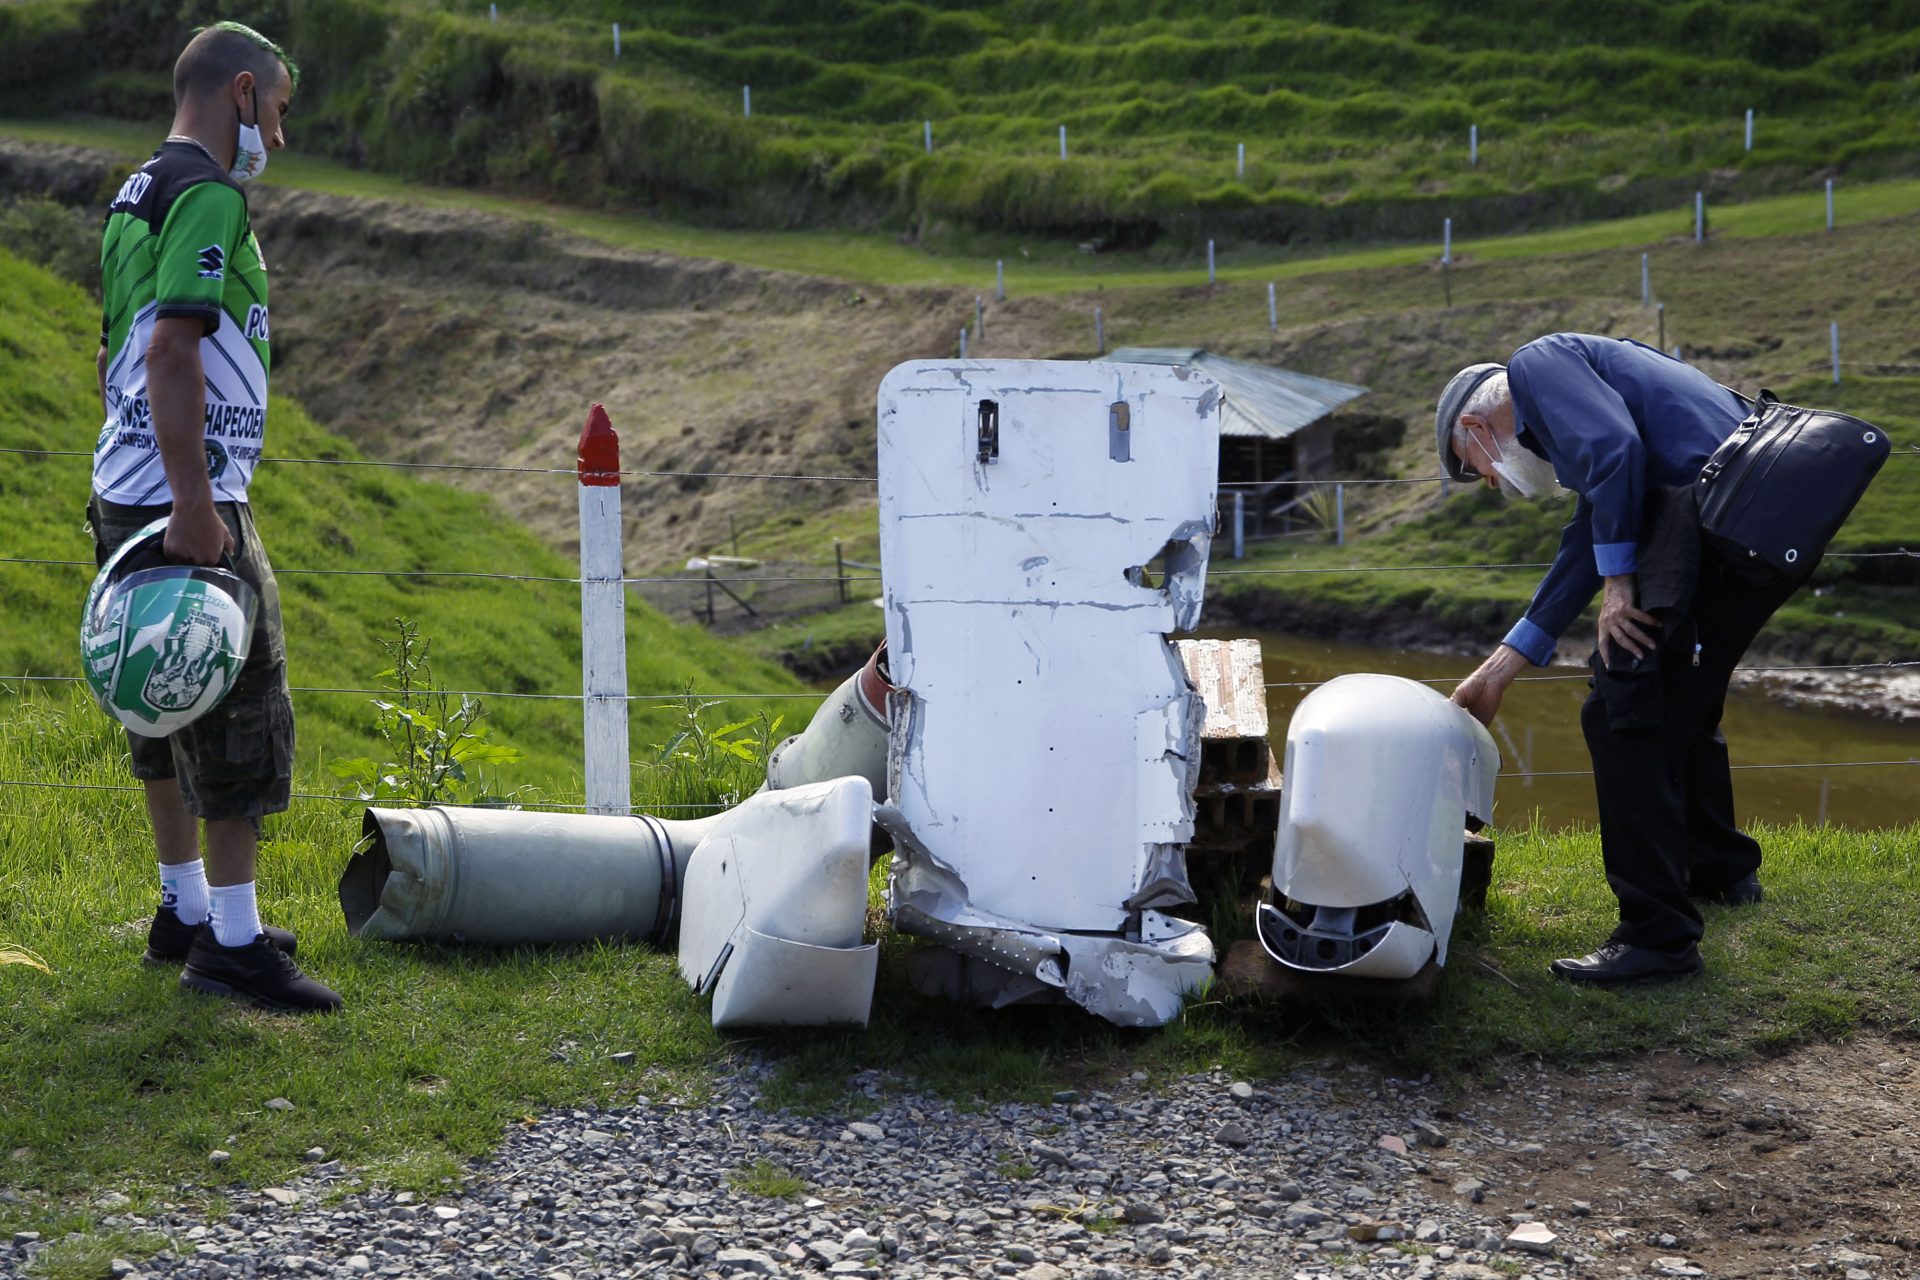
[1488,439,1564,500]
[230,88,268,183]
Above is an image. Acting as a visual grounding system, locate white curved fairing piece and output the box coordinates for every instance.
[876,358,1222,1025]
[1262,674,1499,977]
[676,776,879,1028]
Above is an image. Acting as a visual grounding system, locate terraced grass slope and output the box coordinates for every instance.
[4,0,1918,245]
[0,248,809,791]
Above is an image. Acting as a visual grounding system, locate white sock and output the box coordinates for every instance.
[160,859,211,925]
[208,882,263,948]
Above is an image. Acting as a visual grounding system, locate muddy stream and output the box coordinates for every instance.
[1213,629,1918,830]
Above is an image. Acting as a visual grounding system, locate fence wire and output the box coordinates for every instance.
[0,777,727,812]
[1504,758,1918,781]
[4,442,1914,486]
[0,447,877,485]
[0,761,1912,807]
[6,659,1912,709]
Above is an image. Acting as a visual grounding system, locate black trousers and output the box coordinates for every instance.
[1579,557,1799,953]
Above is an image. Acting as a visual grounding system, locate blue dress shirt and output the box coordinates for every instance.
[1499,334,1746,665]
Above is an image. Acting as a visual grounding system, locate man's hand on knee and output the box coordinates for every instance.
[1597,574,1660,667]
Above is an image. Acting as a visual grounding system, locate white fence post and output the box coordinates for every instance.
[1470,123,1478,165]
[1826,178,1835,231]
[1831,321,1841,385]
[1207,238,1216,285]
[611,22,620,57]
[1267,281,1277,332]
[975,294,984,340]
[1094,306,1104,355]
[578,404,630,816]
[743,85,751,118]
[1695,191,1705,243]
[1442,216,1452,264]
[1744,108,1754,152]
[1334,484,1346,547]
[1059,124,1067,160]
[924,119,932,152]
[995,259,1005,302]
[488,2,496,21]
[1232,491,1245,560]
[1640,252,1650,305]
[958,326,968,359]
[1236,142,1245,179]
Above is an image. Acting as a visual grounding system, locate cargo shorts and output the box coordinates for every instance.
[87,496,294,828]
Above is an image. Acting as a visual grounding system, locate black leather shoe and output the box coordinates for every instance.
[180,932,342,1014]
[142,906,297,966]
[1549,941,1704,988]
[1691,872,1763,907]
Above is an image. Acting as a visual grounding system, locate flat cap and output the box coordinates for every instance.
[1434,362,1506,483]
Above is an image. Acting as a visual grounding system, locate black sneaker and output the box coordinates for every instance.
[142,906,297,966]
[181,931,342,1014]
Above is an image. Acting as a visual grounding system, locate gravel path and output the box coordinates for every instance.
[8,1050,1911,1280]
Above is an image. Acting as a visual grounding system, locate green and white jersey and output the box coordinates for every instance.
[95,141,271,506]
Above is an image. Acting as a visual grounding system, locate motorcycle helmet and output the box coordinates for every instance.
[80,517,257,738]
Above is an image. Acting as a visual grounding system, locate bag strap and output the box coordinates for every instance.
[1717,383,1779,412]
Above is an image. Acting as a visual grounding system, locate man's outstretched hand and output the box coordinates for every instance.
[1451,644,1530,728]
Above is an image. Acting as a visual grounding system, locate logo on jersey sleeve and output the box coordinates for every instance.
[112,171,154,208]
[196,244,226,280]
[244,306,269,341]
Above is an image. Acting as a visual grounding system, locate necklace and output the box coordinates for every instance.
[165,134,218,164]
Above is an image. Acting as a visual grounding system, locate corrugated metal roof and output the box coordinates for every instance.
[1104,348,1368,441]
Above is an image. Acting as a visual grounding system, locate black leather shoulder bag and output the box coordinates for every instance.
[1696,390,1892,584]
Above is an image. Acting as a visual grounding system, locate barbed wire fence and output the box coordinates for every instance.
[2,413,1917,812]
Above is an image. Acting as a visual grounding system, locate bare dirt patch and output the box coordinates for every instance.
[1410,1034,1920,1277]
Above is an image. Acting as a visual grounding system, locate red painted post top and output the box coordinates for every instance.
[578,403,620,487]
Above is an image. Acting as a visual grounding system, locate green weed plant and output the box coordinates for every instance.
[328,618,528,808]
[639,688,783,814]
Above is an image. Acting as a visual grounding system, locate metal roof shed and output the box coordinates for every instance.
[1106,348,1367,441]
[1104,348,1367,484]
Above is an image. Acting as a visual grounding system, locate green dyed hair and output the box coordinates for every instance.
[174,21,300,104]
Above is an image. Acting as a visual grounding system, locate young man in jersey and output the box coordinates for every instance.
[94,22,340,1012]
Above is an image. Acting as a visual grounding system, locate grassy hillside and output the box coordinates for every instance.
[4,0,1918,246]
[0,247,812,793]
[13,115,1920,292]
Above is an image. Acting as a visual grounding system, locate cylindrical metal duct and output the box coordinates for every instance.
[763,643,892,797]
[340,806,719,945]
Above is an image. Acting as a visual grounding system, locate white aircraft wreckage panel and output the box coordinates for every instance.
[875,358,1223,1027]
[1259,674,1500,979]
[677,776,879,1029]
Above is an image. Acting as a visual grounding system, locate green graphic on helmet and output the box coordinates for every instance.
[80,517,257,738]
[138,582,242,712]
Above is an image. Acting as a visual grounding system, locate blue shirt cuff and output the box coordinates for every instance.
[1593,541,1637,577]
[1502,616,1557,667]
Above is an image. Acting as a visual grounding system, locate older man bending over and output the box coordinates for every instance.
[1436,334,1797,988]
